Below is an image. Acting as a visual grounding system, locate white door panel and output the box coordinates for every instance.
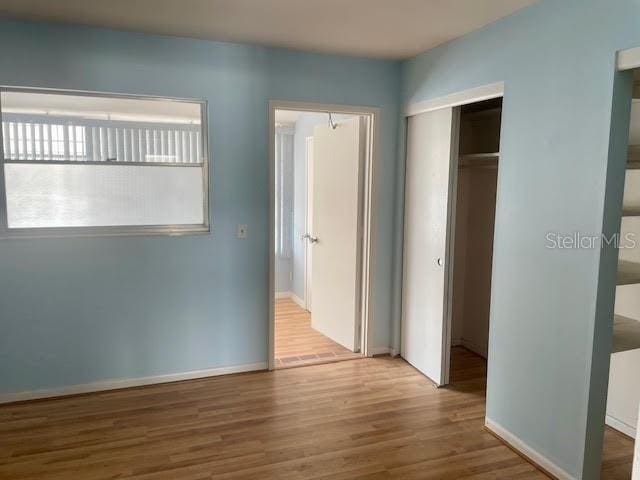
[310,116,364,351]
[402,107,458,386]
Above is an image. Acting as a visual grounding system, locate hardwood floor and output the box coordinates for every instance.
[275,298,361,368]
[0,348,634,479]
[601,425,636,479]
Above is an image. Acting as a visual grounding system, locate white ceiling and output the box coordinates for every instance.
[0,0,537,59]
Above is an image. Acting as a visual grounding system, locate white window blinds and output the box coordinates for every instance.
[2,113,201,164]
[274,129,294,257]
[0,89,209,236]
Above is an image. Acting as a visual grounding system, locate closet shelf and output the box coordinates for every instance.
[460,152,499,159]
[459,152,499,169]
[617,260,640,285]
[613,315,640,354]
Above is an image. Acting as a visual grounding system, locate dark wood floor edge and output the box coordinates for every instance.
[483,423,556,480]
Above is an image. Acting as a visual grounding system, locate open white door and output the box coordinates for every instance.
[402,107,458,386]
[309,116,365,352]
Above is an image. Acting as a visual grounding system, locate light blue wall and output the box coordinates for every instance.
[0,20,400,393]
[401,1,639,478]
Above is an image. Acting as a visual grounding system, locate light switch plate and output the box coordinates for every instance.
[237,224,248,239]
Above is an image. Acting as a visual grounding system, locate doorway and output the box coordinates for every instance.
[268,102,377,370]
[599,66,640,479]
[401,94,502,389]
[449,99,501,377]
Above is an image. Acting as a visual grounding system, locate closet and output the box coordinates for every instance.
[401,96,502,386]
[450,99,502,359]
[607,71,640,439]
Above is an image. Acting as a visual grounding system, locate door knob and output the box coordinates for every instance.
[437,258,443,266]
[302,234,319,244]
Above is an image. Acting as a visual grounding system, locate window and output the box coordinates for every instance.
[274,128,293,257]
[0,88,209,237]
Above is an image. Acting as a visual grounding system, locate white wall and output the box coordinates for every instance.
[453,167,497,358]
[607,349,640,437]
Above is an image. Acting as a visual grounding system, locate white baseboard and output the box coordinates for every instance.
[275,291,307,310]
[485,418,576,480]
[290,293,306,309]
[606,414,637,438]
[0,362,268,405]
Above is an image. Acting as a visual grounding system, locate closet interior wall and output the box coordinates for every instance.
[451,99,502,359]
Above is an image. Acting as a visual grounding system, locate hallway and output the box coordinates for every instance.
[274,298,362,368]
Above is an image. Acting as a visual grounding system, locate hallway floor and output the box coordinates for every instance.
[274,297,361,368]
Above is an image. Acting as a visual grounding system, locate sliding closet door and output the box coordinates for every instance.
[402,107,458,386]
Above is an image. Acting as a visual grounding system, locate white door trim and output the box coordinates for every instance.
[303,135,314,311]
[404,82,504,118]
[618,46,640,71]
[268,100,379,370]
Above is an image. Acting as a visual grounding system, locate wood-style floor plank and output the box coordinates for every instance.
[274,298,361,368]
[0,348,634,479]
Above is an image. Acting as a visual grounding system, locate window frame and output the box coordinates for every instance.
[0,86,210,239]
